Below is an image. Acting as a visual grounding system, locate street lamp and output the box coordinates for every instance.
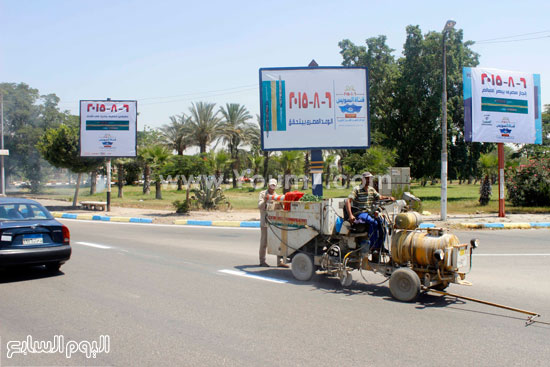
[441,19,455,221]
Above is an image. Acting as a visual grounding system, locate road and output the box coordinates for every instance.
[1,221,549,366]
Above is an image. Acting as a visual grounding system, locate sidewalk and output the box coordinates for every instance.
[34,198,550,229]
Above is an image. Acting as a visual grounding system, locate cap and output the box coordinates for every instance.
[362,172,373,178]
[268,179,277,186]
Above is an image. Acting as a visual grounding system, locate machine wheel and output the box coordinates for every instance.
[291,253,315,281]
[431,282,449,291]
[340,271,353,287]
[389,268,421,302]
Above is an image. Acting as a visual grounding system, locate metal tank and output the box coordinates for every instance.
[390,229,460,269]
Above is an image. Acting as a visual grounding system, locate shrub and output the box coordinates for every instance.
[172,200,190,214]
[479,176,492,206]
[506,158,550,207]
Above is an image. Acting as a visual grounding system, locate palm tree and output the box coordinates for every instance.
[219,103,253,188]
[277,151,304,194]
[161,114,191,155]
[142,145,171,199]
[187,102,221,154]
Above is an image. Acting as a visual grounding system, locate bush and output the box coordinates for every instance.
[172,200,190,214]
[506,158,550,207]
[479,176,492,206]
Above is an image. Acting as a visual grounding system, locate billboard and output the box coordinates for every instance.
[463,67,542,144]
[259,67,369,150]
[80,100,137,157]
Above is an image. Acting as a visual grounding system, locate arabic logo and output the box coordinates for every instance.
[99,134,116,148]
[338,104,363,113]
[482,114,492,125]
[499,128,512,137]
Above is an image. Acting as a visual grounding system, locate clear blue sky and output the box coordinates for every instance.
[1,0,549,130]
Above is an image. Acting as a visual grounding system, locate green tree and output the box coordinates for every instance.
[339,36,398,144]
[277,151,304,194]
[141,145,171,199]
[1,83,70,192]
[187,102,221,153]
[137,127,163,194]
[37,123,103,206]
[161,114,191,155]
[219,103,253,187]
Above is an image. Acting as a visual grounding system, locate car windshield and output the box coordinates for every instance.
[0,203,52,221]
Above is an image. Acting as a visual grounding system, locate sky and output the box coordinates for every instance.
[1,0,549,131]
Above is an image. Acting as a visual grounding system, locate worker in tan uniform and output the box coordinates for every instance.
[258,178,289,268]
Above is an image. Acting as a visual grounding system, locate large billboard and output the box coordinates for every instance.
[259,67,369,150]
[463,67,542,144]
[80,100,137,157]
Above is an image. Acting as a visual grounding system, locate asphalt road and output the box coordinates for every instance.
[1,221,549,367]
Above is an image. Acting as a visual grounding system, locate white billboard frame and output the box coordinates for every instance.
[79,100,138,157]
[259,67,370,151]
[463,67,542,144]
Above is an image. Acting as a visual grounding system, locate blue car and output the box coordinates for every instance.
[0,198,71,272]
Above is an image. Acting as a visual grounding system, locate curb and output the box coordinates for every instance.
[458,222,550,229]
[50,211,550,230]
[173,219,261,228]
[51,212,153,224]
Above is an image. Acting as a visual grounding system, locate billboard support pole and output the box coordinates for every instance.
[106,158,111,212]
[498,143,505,217]
[308,60,323,198]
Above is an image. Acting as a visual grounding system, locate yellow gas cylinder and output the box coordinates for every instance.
[391,230,459,268]
[394,212,423,230]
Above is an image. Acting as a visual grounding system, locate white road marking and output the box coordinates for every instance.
[75,241,112,249]
[474,253,550,257]
[58,218,259,230]
[218,269,288,284]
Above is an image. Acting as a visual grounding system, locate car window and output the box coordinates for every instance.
[0,204,51,220]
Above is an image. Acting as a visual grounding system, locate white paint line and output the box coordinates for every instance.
[58,218,259,230]
[218,269,288,284]
[75,241,112,249]
[474,253,550,257]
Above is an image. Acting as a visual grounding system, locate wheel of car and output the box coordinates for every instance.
[45,262,61,273]
[389,268,421,302]
[291,253,314,281]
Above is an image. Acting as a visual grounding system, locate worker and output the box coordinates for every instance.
[345,172,394,251]
[258,178,289,268]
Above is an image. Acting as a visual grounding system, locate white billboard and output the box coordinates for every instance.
[80,100,137,157]
[259,67,369,150]
[463,67,542,144]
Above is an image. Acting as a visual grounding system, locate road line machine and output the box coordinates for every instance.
[265,195,478,302]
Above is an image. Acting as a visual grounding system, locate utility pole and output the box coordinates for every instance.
[440,20,456,221]
[0,93,5,196]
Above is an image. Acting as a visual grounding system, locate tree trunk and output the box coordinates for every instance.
[177,176,183,191]
[155,180,162,199]
[90,170,97,195]
[231,160,237,188]
[143,164,151,194]
[72,172,82,207]
[117,163,124,198]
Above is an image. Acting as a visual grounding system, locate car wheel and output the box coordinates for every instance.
[45,262,62,273]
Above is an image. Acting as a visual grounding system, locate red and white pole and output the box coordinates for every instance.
[498,143,505,217]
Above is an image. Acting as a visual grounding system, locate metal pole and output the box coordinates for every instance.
[498,143,505,217]
[106,97,111,211]
[0,93,5,196]
[441,31,448,221]
[106,159,111,212]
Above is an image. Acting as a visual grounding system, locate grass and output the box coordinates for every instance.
[12,181,550,214]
